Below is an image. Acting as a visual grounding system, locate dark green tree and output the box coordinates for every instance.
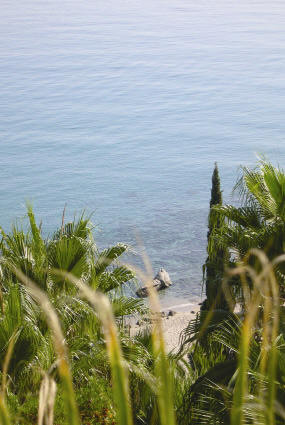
[201,163,229,311]
[210,162,222,208]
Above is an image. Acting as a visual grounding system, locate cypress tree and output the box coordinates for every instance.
[210,163,222,209]
[201,163,228,311]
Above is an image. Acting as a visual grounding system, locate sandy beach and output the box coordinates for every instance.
[130,303,200,352]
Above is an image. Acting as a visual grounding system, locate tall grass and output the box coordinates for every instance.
[223,250,282,425]
[38,375,57,425]
[14,268,81,425]
[62,271,133,425]
[0,332,15,425]
[126,251,176,425]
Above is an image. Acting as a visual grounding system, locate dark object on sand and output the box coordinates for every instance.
[136,268,172,298]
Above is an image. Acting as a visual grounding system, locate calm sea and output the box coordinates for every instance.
[1,0,285,307]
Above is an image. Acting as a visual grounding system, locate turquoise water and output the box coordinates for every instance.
[1,0,285,307]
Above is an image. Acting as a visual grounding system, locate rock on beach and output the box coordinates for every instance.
[136,268,172,298]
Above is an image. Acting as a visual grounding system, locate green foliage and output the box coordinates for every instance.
[210,160,285,274]
[0,207,139,424]
[210,163,222,209]
[182,161,285,425]
[202,163,229,311]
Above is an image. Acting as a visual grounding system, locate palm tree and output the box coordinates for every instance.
[178,160,285,424]
[179,311,285,425]
[209,160,285,305]
[0,207,187,424]
[0,206,143,400]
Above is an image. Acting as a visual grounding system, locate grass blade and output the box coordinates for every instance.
[14,268,81,425]
[61,271,133,425]
[38,375,57,425]
[0,397,11,425]
[126,249,176,425]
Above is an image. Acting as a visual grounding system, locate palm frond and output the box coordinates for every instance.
[111,296,145,317]
[94,243,129,276]
[97,266,135,292]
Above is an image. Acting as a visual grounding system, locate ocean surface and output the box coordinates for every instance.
[1,0,285,308]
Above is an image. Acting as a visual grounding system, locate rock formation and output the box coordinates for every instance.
[136,268,172,298]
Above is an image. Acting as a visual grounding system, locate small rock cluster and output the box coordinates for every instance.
[135,310,176,326]
[136,268,172,298]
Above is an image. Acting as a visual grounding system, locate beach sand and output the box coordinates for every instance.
[130,303,200,352]
[162,308,200,352]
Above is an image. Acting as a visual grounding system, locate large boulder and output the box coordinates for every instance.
[136,268,172,298]
[154,268,172,288]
